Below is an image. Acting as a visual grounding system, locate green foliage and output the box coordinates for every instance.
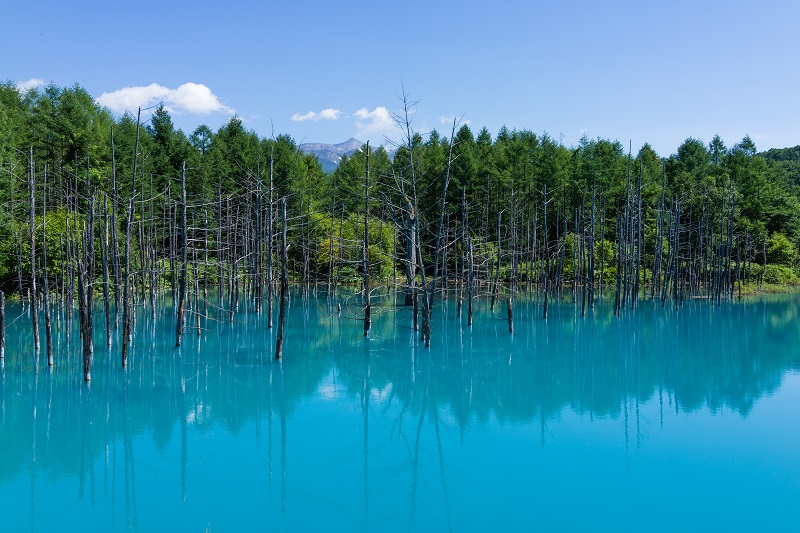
[767,232,798,266]
[311,213,397,282]
[0,209,86,280]
[750,264,800,285]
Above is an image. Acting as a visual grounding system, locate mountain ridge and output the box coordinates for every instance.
[299,138,364,173]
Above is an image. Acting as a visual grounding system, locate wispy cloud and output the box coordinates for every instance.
[16,78,45,92]
[354,106,402,142]
[438,114,470,127]
[96,83,234,115]
[291,108,343,122]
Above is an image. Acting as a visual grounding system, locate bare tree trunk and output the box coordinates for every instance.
[193,245,201,336]
[86,196,95,352]
[467,235,474,326]
[42,164,53,365]
[588,185,596,308]
[327,189,336,298]
[121,107,141,367]
[614,213,623,316]
[176,161,188,348]
[217,181,223,305]
[15,231,24,311]
[275,197,288,359]
[403,195,417,307]
[77,200,96,381]
[423,119,457,347]
[77,256,92,381]
[101,194,112,346]
[255,166,263,313]
[267,148,274,328]
[457,187,467,316]
[363,142,371,337]
[29,146,40,352]
[0,291,4,361]
[633,162,643,307]
[490,211,501,310]
[543,185,550,319]
[110,127,121,330]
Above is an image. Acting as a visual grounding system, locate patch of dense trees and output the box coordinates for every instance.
[2,81,800,370]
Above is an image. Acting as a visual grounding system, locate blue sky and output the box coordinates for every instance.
[3,0,799,156]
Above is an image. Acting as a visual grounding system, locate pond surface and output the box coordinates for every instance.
[1,292,800,531]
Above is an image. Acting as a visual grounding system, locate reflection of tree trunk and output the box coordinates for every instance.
[81,382,96,506]
[362,339,370,523]
[268,357,274,502]
[275,198,288,359]
[277,358,287,514]
[123,373,139,530]
[409,355,429,530]
[180,358,187,501]
[30,371,38,529]
[430,368,453,533]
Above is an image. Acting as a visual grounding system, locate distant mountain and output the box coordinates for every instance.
[299,138,364,173]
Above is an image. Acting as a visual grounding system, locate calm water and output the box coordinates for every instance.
[1,292,800,531]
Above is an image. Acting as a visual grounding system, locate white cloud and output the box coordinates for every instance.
[96,83,234,115]
[291,108,343,122]
[438,114,470,127]
[16,78,45,92]
[354,106,402,142]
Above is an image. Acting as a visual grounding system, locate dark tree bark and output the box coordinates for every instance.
[275,197,288,359]
[121,108,141,367]
[29,147,39,352]
[176,161,188,348]
[363,142,371,337]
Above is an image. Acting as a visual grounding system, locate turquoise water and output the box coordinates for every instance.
[2,292,800,531]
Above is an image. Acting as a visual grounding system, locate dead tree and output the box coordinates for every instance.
[467,234,474,326]
[542,184,550,319]
[1,291,5,360]
[77,199,96,381]
[421,118,458,346]
[100,194,112,346]
[42,164,53,365]
[29,147,39,352]
[490,211,501,310]
[77,254,92,381]
[110,127,121,329]
[275,197,289,359]
[121,108,141,367]
[267,147,275,327]
[363,142,371,336]
[176,161,188,347]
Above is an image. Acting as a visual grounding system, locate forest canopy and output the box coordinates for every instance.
[2,81,800,295]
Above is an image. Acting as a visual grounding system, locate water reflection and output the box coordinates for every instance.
[0,292,799,530]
